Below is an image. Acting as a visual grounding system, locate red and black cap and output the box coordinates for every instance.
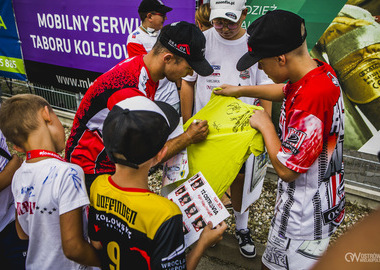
[159,21,214,76]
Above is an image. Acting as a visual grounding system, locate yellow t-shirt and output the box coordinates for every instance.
[184,93,265,198]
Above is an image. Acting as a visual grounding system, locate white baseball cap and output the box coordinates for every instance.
[209,0,246,23]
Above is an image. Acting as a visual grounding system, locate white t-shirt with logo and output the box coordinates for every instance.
[183,27,273,115]
[0,130,14,232]
[127,28,180,106]
[12,158,90,270]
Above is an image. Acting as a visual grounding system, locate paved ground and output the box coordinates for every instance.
[195,233,265,270]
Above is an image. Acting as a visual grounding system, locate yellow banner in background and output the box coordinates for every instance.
[0,56,26,75]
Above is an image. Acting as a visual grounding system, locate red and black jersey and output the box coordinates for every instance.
[65,55,158,175]
[88,175,186,270]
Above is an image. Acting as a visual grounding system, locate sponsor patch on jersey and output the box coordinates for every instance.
[211,72,221,77]
[211,65,221,70]
[132,31,140,39]
[282,127,306,155]
[322,197,345,225]
[327,72,340,87]
[206,79,220,84]
[239,70,250,79]
[225,12,237,20]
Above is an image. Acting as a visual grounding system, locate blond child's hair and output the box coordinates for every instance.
[195,3,212,31]
[0,94,52,148]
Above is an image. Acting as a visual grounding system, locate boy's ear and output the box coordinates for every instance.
[41,106,52,123]
[13,144,25,153]
[153,146,168,166]
[277,55,286,65]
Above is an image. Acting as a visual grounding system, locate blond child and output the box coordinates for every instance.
[0,94,100,269]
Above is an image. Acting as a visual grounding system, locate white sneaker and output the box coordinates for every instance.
[235,229,256,258]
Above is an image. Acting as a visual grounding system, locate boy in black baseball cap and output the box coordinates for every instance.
[88,95,226,270]
[214,10,345,270]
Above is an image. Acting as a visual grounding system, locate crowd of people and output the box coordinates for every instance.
[0,0,356,269]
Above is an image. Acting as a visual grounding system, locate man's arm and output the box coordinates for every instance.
[180,79,196,123]
[250,110,299,182]
[214,84,285,102]
[60,208,101,267]
[186,221,227,270]
[0,154,22,191]
[160,120,208,163]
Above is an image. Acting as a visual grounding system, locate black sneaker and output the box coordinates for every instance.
[235,229,256,258]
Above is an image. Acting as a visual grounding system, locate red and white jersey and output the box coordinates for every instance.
[127,28,180,106]
[272,60,345,240]
[65,55,158,175]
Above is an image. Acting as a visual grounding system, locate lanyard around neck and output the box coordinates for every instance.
[26,149,65,162]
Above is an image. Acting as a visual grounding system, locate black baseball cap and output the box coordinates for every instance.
[237,10,307,71]
[158,21,214,76]
[138,0,173,14]
[103,95,179,169]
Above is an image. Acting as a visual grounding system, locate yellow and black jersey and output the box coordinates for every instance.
[88,175,186,270]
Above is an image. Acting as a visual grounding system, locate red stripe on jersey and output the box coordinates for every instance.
[130,247,151,270]
[331,174,337,206]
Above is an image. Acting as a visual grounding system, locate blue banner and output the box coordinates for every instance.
[0,0,26,80]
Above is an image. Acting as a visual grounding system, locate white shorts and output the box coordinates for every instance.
[262,227,330,270]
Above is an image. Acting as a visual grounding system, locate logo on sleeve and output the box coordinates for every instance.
[282,127,306,155]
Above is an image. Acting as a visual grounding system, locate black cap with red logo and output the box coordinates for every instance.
[158,21,214,76]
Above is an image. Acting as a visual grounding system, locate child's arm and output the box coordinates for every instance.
[60,207,101,267]
[249,110,300,182]
[15,212,29,239]
[0,154,22,191]
[259,99,272,117]
[214,84,285,102]
[186,221,227,270]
